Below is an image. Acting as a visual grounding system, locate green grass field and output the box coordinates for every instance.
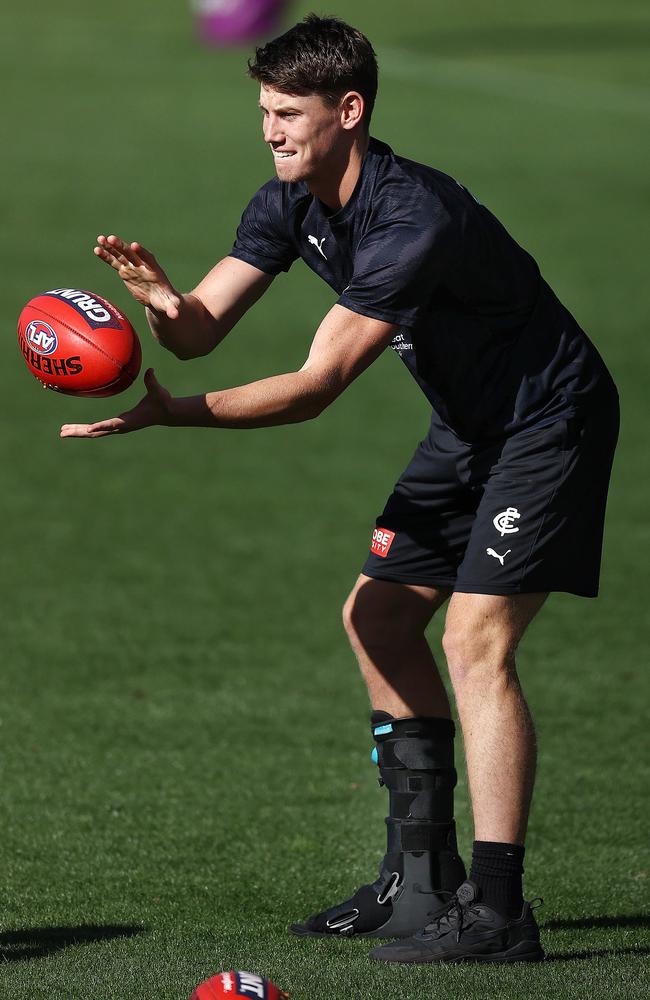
[1,1,649,997]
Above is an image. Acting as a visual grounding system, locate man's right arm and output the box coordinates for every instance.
[147,256,274,360]
[94,234,274,361]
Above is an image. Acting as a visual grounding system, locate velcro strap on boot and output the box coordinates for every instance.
[376,738,454,770]
[386,817,454,854]
[379,767,458,792]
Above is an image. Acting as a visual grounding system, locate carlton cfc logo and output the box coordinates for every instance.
[493,507,521,537]
[25,319,58,356]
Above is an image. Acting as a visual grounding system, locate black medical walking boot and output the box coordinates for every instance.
[370,880,545,962]
[290,714,466,938]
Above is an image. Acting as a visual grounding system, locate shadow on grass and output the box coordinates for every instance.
[544,914,650,931]
[546,946,650,962]
[0,924,145,962]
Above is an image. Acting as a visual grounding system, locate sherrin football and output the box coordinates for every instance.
[18,287,141,397]
[190,970,288,1000]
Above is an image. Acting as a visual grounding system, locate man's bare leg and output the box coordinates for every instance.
[442,591,547,844]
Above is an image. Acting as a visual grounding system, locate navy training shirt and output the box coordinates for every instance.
[230,138,609,441]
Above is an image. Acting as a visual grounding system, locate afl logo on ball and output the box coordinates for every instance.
[25,319,58,356]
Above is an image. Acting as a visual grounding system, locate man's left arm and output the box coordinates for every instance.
[59,305,398,438]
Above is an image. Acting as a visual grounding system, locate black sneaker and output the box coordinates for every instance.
[370,880,544,963]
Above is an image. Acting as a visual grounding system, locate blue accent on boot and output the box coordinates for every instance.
[373,724,393,736]
[371,747,379,764]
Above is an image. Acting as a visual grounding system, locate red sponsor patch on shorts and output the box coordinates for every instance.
[371,527,396,558]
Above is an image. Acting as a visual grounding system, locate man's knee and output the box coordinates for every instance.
[442,620,516,689]
[442,592,546,690]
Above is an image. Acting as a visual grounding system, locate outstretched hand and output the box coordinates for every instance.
[94,235,181,319]
[60,369,173,438]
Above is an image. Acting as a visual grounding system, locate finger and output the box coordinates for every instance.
[96,235,131,265]
[106,235,146,268]
[105,234,130,253]
[130,242,155,265]
[60,417,126,438]
[165,294,180,319]
[95,236,120,258]
[97,235,159,279]
[144,367,166,396]
[94,244,127,270]
[143,367,172,401]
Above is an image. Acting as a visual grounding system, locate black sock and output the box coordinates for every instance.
[469,840,525,918]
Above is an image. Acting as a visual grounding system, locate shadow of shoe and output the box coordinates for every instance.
[543,914,650,932]
[545,945,650,962]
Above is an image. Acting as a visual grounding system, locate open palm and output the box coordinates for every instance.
[60,369,173,438]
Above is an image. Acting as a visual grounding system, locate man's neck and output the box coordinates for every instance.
[308,133,370,212]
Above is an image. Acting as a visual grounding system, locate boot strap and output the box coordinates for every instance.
[386,817,455,853]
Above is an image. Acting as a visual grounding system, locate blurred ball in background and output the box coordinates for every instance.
[192,0,288,46]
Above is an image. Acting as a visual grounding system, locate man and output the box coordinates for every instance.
[61,15,619,963]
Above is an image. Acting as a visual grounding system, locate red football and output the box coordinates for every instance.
[18,287,141,397]
[190,971,288,1000]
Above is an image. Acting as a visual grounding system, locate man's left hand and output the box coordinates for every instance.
[60,368,173,438]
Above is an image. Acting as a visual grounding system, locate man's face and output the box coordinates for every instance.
[259,85,347,184]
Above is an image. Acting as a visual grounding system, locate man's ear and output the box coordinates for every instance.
[340,91,365,130]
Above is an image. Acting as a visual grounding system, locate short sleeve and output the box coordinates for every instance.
[230,180,299,276]
[337,196,456,327]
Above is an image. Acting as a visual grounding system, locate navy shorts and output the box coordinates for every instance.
[362,385,619,597]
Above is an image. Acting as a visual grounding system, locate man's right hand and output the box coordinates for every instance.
[94,234,181,319]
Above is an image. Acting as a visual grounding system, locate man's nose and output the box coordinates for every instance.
[263,114,284,144]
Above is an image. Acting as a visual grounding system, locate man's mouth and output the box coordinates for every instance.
[272,150,296,159]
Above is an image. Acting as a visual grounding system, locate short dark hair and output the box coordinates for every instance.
[248,14,378,127]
